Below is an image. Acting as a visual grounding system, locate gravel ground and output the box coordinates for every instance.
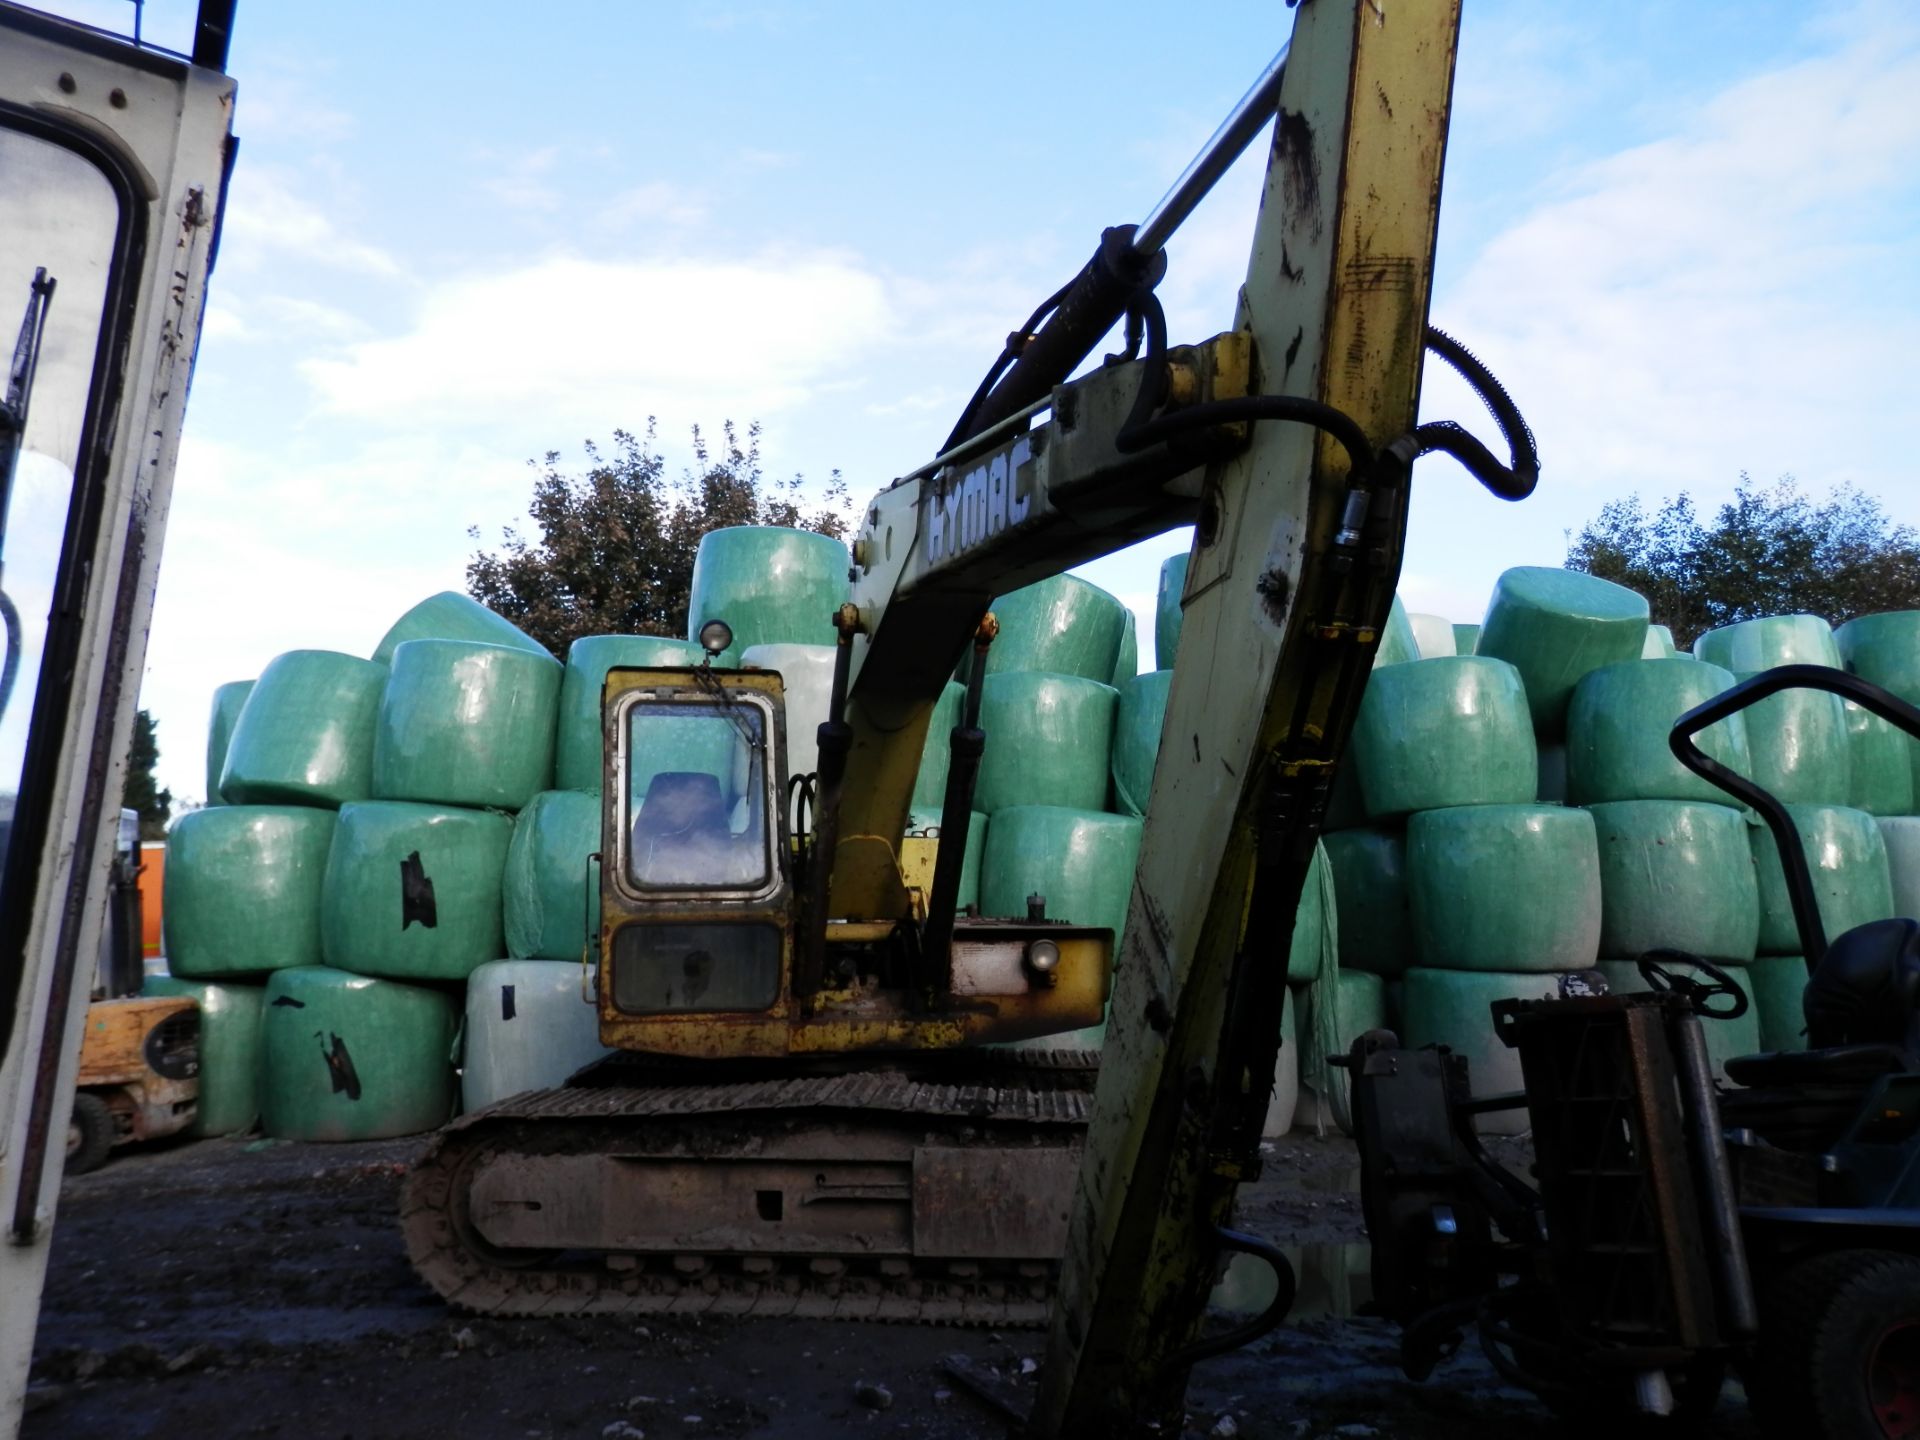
[23,1126,1759,1438]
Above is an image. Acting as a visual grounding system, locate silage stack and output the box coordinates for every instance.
[1838,613,1920,964]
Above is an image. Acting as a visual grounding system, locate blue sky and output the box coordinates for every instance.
[47,1,1920,803]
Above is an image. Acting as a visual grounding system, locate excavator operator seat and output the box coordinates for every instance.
[1804,916,1920,1055]
[631,771,736,887]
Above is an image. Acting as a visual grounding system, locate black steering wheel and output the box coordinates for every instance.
[1636,948,1749,1021]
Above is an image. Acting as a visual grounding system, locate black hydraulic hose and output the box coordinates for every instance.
[0,586,19,722]
[1414,327,1539,500]
[940,275,1078,454]
[1160,1227,1298,1369]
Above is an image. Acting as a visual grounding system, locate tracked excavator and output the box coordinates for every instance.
[402,0,1537,1364]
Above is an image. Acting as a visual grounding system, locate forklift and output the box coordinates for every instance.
[1348,664,1920,1438]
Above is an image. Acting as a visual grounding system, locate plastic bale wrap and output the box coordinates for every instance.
[983,574,1128,682]
[219,651,386,808]
[1402,968,1584,1135]
[204,680,254,805]
[163,806,337,978]
[1407,612,1457,660]
[1407,804,1601,972]
[1594,960,1760,1081]
[1261,988,1298,1140]
[142,976,264,1136]
[1351,657,1536,818]
[1476,566,1649,737]
[1694,613,1842,672]
[974,673,1117,815]
[906,808,987,910]
[1155,552,1189,670]
[1536,742,1568,805]
[1846,701,1914,816]
[1750,804,1895,956]
[1375,595,1421,668]
[1642,624,1678,659]
[1297,971,1381,1138]
[1452,623,1480,656]
[555,635,704,793]
[462,960,613,1111]
[911,681,967,810]
[372,591,551,667]
[373,640,563,811]
[685,526,848,668]
[1111,670,1172,818]
[259,967,458,1142]
[1838,612,1920,802]
[1110,608,1138,689]
[1588,801,1759,963]
[1748,955,1809,1052]
[741,643,836,785]
[503,791,600,961]
[1566,659,1749,806]
[321,802,512,983]
[981,807,1141,1050]
[1323,826,1414,977]
[1729,671,1850,807]
[1323,760,1367,832]
[1286,841,1336,982]
[1878,816,1920,919]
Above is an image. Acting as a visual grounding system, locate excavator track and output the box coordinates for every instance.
[403,1049,1099,1325]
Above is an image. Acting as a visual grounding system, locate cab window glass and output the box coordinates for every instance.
[625,701,769,890]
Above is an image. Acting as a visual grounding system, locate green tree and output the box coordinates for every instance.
[122,709,171,840]
[466,419,848,657]
[1565,477,1920,651]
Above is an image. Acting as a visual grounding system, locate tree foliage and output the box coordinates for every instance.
[466,420,849,657]
[122,709,171,840]
[1565,477,1920,650]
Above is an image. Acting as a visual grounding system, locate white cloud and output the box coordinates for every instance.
[300,251,893,432]
[220,167,403,279]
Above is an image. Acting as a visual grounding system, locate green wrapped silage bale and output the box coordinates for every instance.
[1838,612,1920,803]
[1588,801,1758,963]
[742,642,836,783]
[1452,623,1480,656]
[1594,960,1761,1080]
[1406,804,1601,971]
[686,525,848,668]
[974,673,1117,815]
[1375,596,1421,668]
[1323,826,1413,977]
[259,966,458,1141]
[372,591,551,667]
[1260,988,1298,1139]
[1566,659,1749,806]
[503,790,599,961]
[1750,804,1895,956]
[204,680,254,806]
[1694,613,1841,672]
[1323,760,1367,832]
[1878,816,1920,919]
[1155,552,1189,670]
[1401,968,1581,1135]
[1111,670,1172,818]
[1477,566,1649,737]
[321,801,512,983]
[373,639,563,811]
[163,806,336,978]
[984,574,1128,682]
[1747,955,1809,1052]
[1642,624,1678,659]
[220,652,386,808]
[1296,970,1383,1136]
[1407,612,1457,660]
[1729,670,1850,807]
[142,976,264,1136]
[1845,701,1914,815]
[555,635,705,793]
[911,681,968,810]
[1351,657,1536,818]
[1536,742,1568,804]
[462,960,612,1111]
[907,807,987,910]
[1111,608,1139,688]
[1286,841,1336,983]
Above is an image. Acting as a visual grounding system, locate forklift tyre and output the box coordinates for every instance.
[1751,1248,1920,1440]
[66,1092,116,1176]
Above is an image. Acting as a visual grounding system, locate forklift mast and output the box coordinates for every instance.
[0,5,236,1432]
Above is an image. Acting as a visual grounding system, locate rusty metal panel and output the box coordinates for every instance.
[912,1145,1081,1259]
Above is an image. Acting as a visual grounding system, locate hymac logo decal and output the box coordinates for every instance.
[925,436,1036,565]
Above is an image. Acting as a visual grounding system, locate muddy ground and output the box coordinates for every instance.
[25,1129,1759,1439]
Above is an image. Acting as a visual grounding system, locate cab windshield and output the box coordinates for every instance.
[624,700,769,891]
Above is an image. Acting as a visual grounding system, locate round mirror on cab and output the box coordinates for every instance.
[697,619,733,657]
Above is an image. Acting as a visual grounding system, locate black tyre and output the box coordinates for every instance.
[66,1092,116,1176]
[1751,1248,1920,1440]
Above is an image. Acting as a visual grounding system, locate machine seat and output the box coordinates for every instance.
[1724,1043,1915,1091]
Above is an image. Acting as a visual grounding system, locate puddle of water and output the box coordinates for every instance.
[1209,1240,1373,1321]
